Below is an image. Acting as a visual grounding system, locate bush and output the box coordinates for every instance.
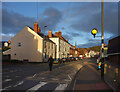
[2,47,10,52]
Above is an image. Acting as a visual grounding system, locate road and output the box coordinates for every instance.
[2,58,96,91]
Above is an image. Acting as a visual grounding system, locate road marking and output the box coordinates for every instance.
[4,79,12,82]
[54,84,68,90]
[3,85,12,90]
[32,74,37,77]
[26,82,47,92]
[64,79,71,82]
[68,75,72,80]
[13,81,24,87]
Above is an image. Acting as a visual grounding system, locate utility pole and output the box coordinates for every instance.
[43,26,47,62]
[91,0,104,80]
[101,0,104,80]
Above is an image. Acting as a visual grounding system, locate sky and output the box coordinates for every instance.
[1,2,119,48]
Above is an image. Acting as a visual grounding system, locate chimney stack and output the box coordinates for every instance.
[38,27,41,33]
[49,30,52,38]
[55,32,59,36]
[34,22,38,33]
[58,30,61,37]
[75,42,77,49]
[8,40,11,43]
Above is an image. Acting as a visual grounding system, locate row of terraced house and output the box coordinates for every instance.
[3,22,86,62]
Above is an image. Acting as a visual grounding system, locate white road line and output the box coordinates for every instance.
[3,85,12,90]
[26,82,47,92]
[54,84,68,90]
[4,79,12,82]
[13,81,24,87]
[32,74,36,77]
[68,75,72,80]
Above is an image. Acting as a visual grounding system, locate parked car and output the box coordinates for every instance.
[75,57,79,60]
[62,58,67,63]
[53,59,59,64]
[66,57,70,62]
[57,58,63,64]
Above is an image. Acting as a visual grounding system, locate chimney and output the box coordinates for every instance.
[58,30,61,37]
[38,27,41,33]
[66,40,68,42]
[34,22,38,33]
[75,42,77,49]
[49,30,52,38]
[55,32,59,36]
[8,40,11,43]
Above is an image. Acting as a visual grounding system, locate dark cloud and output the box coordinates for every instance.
[2,8,35,34]
[2,7,62,34]
[62,34,73,41]
[66,32,82,37]
[70,2,118,35]
[78,42,101,48]
[38,7,62,32]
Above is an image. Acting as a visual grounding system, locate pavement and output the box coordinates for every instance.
[72,63,114,92]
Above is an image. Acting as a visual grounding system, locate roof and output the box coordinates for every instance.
[47,34,73,46]
[107,35,120,54]
[27,26,55,44]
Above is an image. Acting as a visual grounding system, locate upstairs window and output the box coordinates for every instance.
[18,43,21,47]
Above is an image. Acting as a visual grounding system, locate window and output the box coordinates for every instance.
[65,48,66,51]
[52,44,53,49]
[48,43,50,49]
[18,43,21,47]
[44,41,46,48]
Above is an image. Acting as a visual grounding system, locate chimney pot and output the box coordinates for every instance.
[38,27,41,33]
[49,30,52,38]
[58,30,61,37]
[34,22,38,33]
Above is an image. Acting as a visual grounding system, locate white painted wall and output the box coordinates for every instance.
[10,26,43,62]
[50,37,70,59]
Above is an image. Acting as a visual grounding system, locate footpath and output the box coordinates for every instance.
[72,64,114,92]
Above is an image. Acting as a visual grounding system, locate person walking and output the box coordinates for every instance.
[48,55,54,71]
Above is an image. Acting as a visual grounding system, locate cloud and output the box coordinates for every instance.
[2,7,62,34]
[38,7,62,32]
[1,33,14,41]
[2,8,35,34]
[67,2,118,35]
[62,34,73,41]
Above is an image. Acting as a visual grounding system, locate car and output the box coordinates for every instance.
[70,57,75,61]
[53,59,59,64]
[57,58,63,64]
[66,57,70,62]
[75,57,79,60]
[62,58,67,63]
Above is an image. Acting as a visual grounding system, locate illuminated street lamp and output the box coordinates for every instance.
[91,28,98,38]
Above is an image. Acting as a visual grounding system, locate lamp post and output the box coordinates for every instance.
[43,25,47,62]
[91,0,104,80]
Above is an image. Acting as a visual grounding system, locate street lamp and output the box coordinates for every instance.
[91,0,104,80]
[43,25,47,62]
[91,28,98,38]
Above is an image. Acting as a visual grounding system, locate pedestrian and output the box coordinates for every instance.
[48,55,54,71]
